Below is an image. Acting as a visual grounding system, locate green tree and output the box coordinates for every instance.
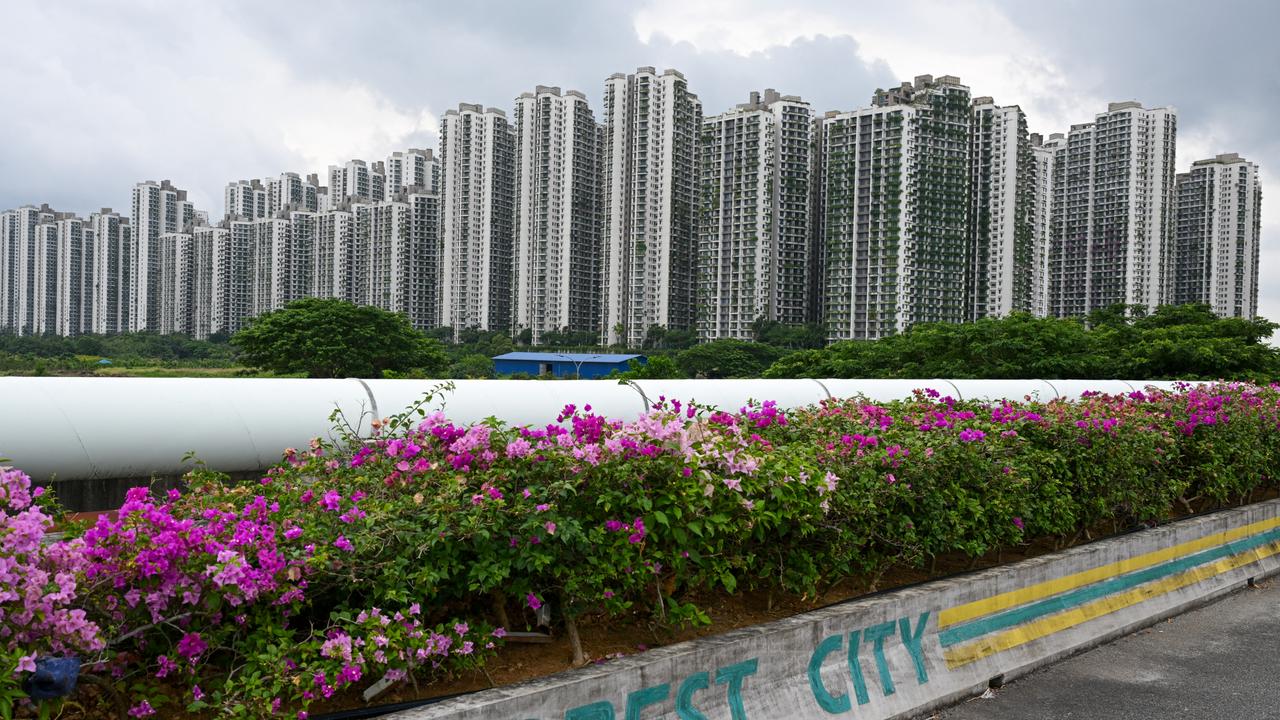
[750,318,826,349]
[677,339,785,378]
[761,305,1280,381]
[615,354,684,379]
[232,298,447,378]
[449,353,496,379]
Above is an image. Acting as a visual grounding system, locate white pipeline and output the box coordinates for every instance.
[0,377,1181,482]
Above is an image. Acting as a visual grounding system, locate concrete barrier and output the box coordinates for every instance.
[391,499,1280,720]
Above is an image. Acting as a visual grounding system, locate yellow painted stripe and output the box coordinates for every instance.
[943,536,1280,669]
[939,514,1280,628]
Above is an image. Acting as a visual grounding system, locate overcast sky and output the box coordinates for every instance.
[2,0,1276,322]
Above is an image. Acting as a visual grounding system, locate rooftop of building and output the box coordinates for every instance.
[1193,153,1250,166]
[493,352,644,363]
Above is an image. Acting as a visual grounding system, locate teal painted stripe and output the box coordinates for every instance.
[939,526,1280,648]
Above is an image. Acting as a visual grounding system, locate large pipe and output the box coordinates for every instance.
[0,377,1183,484]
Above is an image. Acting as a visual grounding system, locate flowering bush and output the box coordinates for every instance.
[2,381,1278,717]
[0,466,103,716]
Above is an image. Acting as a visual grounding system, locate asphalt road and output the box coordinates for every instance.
[937,580,1280,720]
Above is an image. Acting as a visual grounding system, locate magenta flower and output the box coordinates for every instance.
[319,490,342,512]
[333,535,354,553]
[545,521,557,535]
[176,632,208,661]
[154,655,177,678]
[128,700,156,717]
[1013,517,1025,530]
[526,593,542,610]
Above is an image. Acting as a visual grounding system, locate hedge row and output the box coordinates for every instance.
[3,382,1278,718]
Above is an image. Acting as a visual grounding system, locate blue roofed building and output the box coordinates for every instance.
[491,352,646,379]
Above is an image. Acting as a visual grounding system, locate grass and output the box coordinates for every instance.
[92,365,255,378]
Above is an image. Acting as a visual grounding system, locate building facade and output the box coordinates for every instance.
[699,89,812,340]
[969,98,1035,318]
[821,75,973,341]
[53,217,95,336]
[601,67,703,346]
[89,209,132,334]
[1048,102,1178,317]
[131,180,196,332]
[385,149,440,197]
[440,104,516,339]
[209,220,253,336]
[1171,153,1262,318]
[225,179,268,220]
[512,86,602,345]
[1028,134,1062,317]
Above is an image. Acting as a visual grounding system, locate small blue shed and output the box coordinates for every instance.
[492,352,646,379]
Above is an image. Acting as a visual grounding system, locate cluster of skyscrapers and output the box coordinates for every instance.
[0,70,1263,344]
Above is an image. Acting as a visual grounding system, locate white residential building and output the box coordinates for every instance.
[440,103,515,338]
[699,89,812,340]
[1029,134,1063,317]
[250,211,313,317]
[157,231,190,335]
[328,160,374,205]
[355,194,440,329]
[370,161,386,203]
[266,172,320,215]
[89,209,132,334]
[820,75,973,341]
[601,67,702,346]
[3,205,54,334]
[385,149,440,197]
[53,216,95,336]
[969,98,1035,319]
[225,179,268,220]
[513,86,601,344]
[1172,153,1262,318]
[209,220,253,336]
[312,207,360,303]
[31,220,60,335]
[156,228,215,338]
[131,180,196,331]
[0,210,16,331]
[406,189,443,329]
[1048,102,1178,317]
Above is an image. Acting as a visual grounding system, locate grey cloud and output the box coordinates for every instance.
[0,0,892,217]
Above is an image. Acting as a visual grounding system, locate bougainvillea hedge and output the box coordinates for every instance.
[3,382,1277,718]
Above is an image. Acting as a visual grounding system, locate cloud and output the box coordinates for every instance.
[0,2,440,216]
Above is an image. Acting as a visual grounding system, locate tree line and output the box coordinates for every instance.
[2,299,1276,381]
